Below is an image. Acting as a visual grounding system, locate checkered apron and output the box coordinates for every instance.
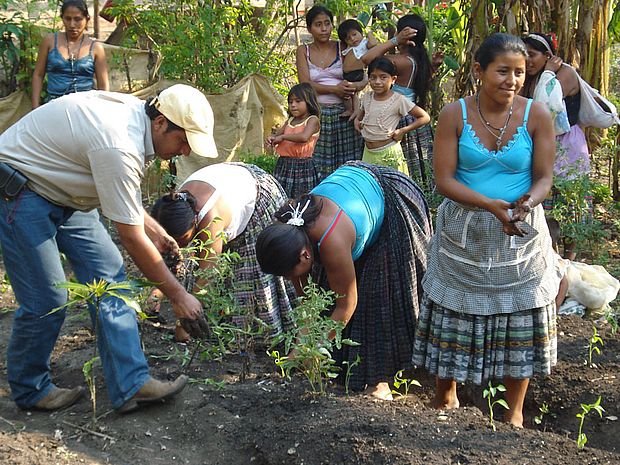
[412,199,560,383]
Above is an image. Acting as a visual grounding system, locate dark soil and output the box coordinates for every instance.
[1,290,619,465]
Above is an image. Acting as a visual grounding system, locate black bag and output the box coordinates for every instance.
[0,163,28,199]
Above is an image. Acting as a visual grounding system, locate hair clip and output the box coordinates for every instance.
[173,191,189,202]
[282,199,311,227]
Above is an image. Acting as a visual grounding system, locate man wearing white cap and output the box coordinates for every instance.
[0,84,215,413]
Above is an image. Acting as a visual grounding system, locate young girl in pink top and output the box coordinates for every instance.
[267,83,321,198]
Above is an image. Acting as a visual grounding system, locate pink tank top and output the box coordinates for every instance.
[275,116,320,158]
[306,43,344,106]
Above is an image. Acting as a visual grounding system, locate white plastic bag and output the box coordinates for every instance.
[575,70,620,128]
[565,261,620,312]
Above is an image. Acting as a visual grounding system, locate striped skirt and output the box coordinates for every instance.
[412,294,557,384]
[398,115,434,189]
[273,156,320,199]
[313,103,364,180]
[313,161,432,391]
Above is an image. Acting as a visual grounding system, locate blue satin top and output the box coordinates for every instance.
[455,98,534,203]
[311,166,384,260]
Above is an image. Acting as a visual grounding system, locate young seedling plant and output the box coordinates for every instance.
[391,369,421,402]
[177,225,265,382]
[482,381,509,431]
[588,324,604,368]
[342,355,361,396]
[269,280,359,394]
[576,396,605,449]
[51,278,147,426]
[533,402,550,428]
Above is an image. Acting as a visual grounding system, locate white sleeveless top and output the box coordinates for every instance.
[182,164,257,241]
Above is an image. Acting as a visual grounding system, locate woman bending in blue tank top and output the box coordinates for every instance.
[256,161,432,400]
[411,33,560,428]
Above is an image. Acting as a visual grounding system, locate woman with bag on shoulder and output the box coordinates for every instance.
[520,32,614,259]
[521,33,587,180]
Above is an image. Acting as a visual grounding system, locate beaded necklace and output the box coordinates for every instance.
[475,92,514,151]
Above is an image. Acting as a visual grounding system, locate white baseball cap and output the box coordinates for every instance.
[151,84,218,158]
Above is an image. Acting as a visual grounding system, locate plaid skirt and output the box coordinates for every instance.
[313,103,364,180]
[273,156,320,199]
[398,115,434,189]
[223,163,295,337]
[313,161,432,391]
[412,294,557,384]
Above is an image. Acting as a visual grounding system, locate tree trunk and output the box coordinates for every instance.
[453,0,489,98]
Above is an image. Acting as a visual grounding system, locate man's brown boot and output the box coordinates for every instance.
[117,375,188,414]
[30,386,85,411]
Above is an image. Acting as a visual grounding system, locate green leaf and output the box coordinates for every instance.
[495,399,509,410]
[496,384,507,392]
[609,1,620,42]
[577,433,587,448]
[443,55,459,70]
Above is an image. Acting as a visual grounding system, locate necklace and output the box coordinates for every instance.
[65,32,85,62]
[475,92,514,151]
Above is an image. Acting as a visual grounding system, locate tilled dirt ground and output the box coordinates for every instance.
[0,297,619,465]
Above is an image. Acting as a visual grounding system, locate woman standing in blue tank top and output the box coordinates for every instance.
[256,161,431,400]
[412,34,560,428]
[31,0,109,108]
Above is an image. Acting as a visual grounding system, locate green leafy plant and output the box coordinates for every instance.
[551,153,609,259]
[603,307,618,335]
[342,354,361,396]
[0,0,58,96]
[482,381,509,432]
[239,151,278,175]
[51,278,148,425]
[390,369,421,401]
[269,280,359,394]
[188,377,226,390]
[588,324,604,368]
[179,226,265,382]
[533,402,550,426]
[576,396,605,449]
[110,0,296,95]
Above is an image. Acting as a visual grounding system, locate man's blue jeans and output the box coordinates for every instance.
[0,190,150,408]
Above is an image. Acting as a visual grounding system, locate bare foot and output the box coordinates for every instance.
[434,378,459,409]
[503,411,524,428]
[432,397,460,409]
[365,382,393,401]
